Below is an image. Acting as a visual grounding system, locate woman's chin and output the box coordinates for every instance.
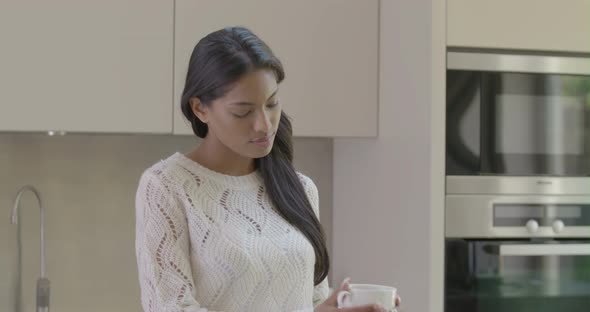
[246,144,274,159]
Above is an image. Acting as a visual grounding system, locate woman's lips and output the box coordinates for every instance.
[251,134,273,147]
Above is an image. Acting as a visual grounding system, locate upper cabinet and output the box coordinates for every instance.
[0,0,173,134]
[448,0,590,53]
[174,0,379,137]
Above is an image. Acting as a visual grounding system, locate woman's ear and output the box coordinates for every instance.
[190,97,209,124]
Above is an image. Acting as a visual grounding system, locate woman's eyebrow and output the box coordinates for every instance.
[228,89,278,106]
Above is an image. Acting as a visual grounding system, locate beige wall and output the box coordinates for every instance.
[0,133,333,312]
[332,0,446,311]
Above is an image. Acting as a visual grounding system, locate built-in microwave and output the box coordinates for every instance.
[446,50,590,178]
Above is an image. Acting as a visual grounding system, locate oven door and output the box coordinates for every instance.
[446,51,590,176]
[445,239,590,312]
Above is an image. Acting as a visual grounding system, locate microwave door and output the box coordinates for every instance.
[447,51,590,177]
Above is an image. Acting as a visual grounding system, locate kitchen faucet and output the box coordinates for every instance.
[11,185,50,312]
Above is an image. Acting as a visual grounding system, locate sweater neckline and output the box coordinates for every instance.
[172,152,263,190]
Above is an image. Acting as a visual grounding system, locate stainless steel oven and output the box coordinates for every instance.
[445,50,590,311]
[446,50,590,178]
[445,193,590,311]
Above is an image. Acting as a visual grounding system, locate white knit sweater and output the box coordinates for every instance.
[135,152,329,312]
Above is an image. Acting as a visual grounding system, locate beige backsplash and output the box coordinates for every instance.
[0,133,333,312]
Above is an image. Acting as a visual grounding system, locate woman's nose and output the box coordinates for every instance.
[254,110,272,133]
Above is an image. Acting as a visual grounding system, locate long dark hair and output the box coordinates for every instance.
[180,26,329,285]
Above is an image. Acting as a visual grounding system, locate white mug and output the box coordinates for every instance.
[337,283,397,311]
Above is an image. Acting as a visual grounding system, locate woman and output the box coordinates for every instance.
[135,26,397,312]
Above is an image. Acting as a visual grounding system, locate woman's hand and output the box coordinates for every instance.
[314,278,401,312]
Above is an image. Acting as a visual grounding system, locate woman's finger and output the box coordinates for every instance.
[340,277,351,291]
[341,303,388,312]
[325,277,351,306]
[338,304,387,312]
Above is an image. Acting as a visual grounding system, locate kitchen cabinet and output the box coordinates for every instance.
[174,0,379,137]
[448,0,590,53]
[0,0,173,133]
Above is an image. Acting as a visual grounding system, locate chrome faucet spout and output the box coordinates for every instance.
[11,185,50,312]
[11,185,45,278]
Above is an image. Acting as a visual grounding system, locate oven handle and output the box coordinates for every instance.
[499,244,590,256]
[447,51,590,75]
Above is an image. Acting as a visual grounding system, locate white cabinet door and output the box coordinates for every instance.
[0,0,173,133]
[174,0,378,137]
[448,0,590,53]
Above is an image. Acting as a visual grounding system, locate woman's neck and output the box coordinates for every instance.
[186,139,255,176]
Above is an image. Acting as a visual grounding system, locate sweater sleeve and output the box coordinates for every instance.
[298,173,330,307]
[135,171,218,312]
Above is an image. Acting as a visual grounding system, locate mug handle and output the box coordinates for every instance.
[337,290,351,308]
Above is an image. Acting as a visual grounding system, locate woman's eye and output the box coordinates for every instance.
[234,111,251,118]
[233,102,278,118]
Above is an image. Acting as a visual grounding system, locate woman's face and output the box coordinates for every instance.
[192,69,282,159]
